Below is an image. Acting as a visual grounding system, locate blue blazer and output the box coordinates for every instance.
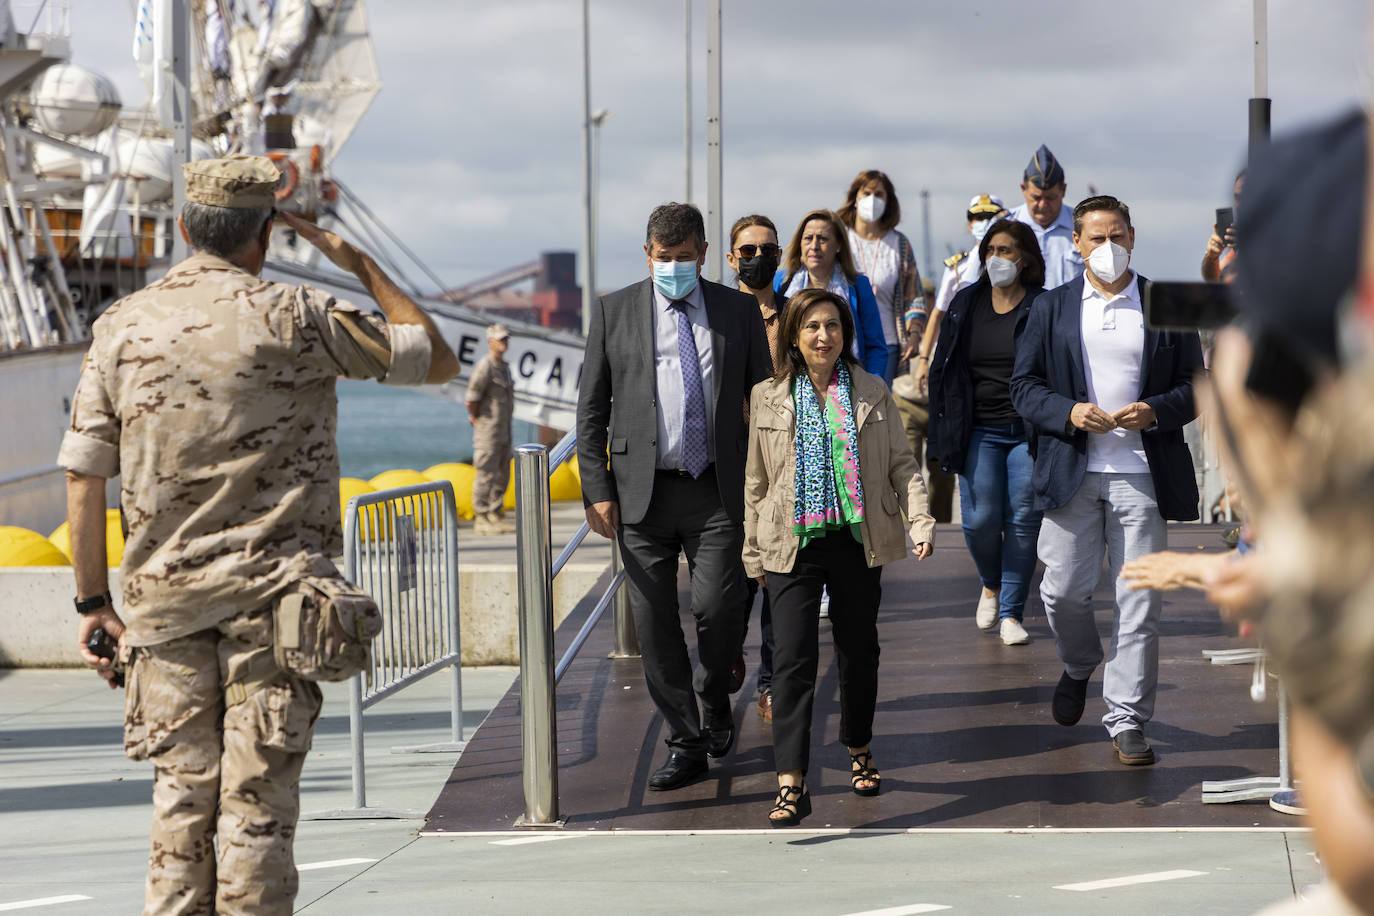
[773,269,888,377]
[1008,275,1203,521]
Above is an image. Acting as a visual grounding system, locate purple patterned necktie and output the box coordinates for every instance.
[670,300,709,478]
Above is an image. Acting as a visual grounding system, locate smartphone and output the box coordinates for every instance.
[1215,206,1234,239]
[1143,281,1236,331]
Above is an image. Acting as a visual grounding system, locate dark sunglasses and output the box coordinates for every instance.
[735,243,780,258]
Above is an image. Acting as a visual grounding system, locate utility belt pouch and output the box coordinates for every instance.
[274,575,382,682]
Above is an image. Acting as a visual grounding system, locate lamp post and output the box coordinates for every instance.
[579,0,594,335]
[590,109,610,284]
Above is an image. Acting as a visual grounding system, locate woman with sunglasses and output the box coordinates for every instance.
[725,214,787,721]
[838,169,926,384]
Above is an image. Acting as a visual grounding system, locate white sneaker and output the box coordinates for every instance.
[975,590,999,630]
[1000,617,1029,646]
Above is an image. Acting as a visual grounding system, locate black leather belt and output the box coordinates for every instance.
[656,463,714,478]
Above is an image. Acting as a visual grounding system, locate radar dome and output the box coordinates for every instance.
[31,64,121,137]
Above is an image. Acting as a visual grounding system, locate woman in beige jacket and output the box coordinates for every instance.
[743,288,936,827]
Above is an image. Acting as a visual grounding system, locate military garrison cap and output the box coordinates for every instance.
[967,194,1007,218]
[182,154,282,208]
[1023,144,1065,189]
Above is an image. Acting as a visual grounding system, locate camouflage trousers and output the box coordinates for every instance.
[124,605,323,915]
[472,441,511,514]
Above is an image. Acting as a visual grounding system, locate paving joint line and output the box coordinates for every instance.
[294,836,420,911]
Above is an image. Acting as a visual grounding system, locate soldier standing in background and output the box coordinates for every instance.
[61,154,458,913]
[467,323,515,534]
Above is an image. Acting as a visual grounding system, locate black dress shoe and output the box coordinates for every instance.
[1112,728,1156,766]
[1052,670,1090,726]
[705,721,736,759]
[648,750,708,791]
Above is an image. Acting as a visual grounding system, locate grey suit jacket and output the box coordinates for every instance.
[577,276,773,526]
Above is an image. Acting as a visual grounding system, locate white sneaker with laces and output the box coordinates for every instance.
[1000,617,1029,645]
[975,590,999,630]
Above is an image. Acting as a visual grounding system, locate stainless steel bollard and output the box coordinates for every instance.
[609,540,639,659]
[515,445,560,826]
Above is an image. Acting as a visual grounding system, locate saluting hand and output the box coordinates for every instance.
[1070,402,1118,434]
[279,212,364,276]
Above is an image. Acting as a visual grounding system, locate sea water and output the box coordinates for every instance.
[336,378,539,480]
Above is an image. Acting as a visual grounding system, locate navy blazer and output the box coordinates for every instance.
[1008,275,1203,521]
[927,277,1043,475]
[576,277,772,526]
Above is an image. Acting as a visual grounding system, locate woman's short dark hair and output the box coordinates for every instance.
[977,218,1046,288]
[837,169,900,232]
[775,288,856,382]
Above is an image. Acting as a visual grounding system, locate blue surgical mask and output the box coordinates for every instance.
[652,259,700,300]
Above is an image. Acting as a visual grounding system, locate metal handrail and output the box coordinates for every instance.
[515,431,637,826]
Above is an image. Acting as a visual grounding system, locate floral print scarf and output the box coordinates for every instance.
[793,360,864,548]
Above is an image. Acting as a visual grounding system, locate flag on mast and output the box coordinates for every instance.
[132,0,177,131]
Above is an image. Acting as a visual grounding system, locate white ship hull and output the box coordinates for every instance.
[0,344,87,534]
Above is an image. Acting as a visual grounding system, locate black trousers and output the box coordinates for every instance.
[618,467,747,759]
[767,529,882,776]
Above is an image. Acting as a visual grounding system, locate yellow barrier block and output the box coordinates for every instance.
[549,462,582,502]
[503,459,516,511]
[422,463,476,520]
[48,509,124,566]
[369,468,430,491]
[1,526,72,566]
[338,477,376,531]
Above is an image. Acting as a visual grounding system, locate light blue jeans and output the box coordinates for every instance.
[957,423,1042,622]
[1036,472,1166,736]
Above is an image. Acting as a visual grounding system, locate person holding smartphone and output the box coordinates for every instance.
[1202,170,1245,283]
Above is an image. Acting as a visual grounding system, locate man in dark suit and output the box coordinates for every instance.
[1010,195,1202,767]
[578,203,772,790]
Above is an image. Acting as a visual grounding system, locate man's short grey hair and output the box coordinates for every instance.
[645,202,705,252]
[181,201,273,259]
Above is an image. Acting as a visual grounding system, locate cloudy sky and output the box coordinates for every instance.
[67,0,1368,295]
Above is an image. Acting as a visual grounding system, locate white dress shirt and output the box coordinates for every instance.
[652,281,716,470]
[1010,202,1084,290]
[1080,271,1148,473]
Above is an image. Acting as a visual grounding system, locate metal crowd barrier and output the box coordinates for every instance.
[307,480,465,820]
[515,431,637,827]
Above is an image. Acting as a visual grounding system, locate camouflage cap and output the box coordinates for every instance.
[182,154,281,209]
[487,323,511,340]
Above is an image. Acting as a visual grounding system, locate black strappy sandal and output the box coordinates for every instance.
[849,750,881,797]
[768,783,812,828]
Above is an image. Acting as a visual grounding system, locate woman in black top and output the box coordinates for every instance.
[928,219,1046,645]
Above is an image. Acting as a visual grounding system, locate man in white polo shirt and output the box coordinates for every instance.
[1009,196,1203,766]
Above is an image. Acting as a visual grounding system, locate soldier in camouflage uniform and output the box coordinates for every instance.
[60,154,458,915]
[466,323,515,535]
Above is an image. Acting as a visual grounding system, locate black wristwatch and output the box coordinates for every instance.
[74,591,113,616]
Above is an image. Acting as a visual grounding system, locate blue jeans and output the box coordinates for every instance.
[958,423,1043,622]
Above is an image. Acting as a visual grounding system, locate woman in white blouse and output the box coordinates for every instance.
[837,169,928,384]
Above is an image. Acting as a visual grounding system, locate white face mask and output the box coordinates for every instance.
[970,218,993,243]
[986,256,1020,288]
[857,194,886,223]
[1087,240,1130,284]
